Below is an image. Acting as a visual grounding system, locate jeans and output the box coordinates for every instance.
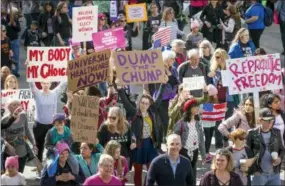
[280,19,285,51]
[98,82,107,97]
[11,39,20,74]
[249,29,264,48]
[251,172,281,186]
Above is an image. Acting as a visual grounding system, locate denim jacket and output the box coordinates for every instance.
[174,119,206,159]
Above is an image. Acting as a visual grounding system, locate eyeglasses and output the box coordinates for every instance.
[108,116,117,120]
[2,30,6,32]
[100,18,106,21]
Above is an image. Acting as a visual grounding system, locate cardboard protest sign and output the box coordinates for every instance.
[113,50,165,85]
[67,50,111,91]
[125,3,147,23]
[223,54,283,95]
[70,95,100,144]
[26,47,70,82]
[1,89,36,123]
[72,5,98,42]
[92,27,125,52]
[183,76,205,91]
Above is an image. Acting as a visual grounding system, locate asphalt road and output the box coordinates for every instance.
[14,17,285,185]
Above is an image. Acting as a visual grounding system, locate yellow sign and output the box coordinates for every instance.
[125,3,148,23]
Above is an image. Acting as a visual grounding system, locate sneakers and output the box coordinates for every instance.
[205,154,213,163]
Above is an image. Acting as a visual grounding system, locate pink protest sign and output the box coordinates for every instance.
[92,28,126,52]
[224,54,283,95]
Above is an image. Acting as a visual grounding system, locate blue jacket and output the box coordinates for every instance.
[228,40,256,59]
[245,3,265,30]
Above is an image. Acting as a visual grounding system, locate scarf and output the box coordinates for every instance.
[51,126,71,145]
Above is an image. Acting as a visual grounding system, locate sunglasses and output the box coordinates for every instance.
[2,30,6,32]
[120,20,126,23]
[108,116,117,120]
[237,136,246,141]
[100,18,106,21]
[215,56,221,59]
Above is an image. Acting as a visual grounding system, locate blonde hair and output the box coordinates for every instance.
[4,74,19,90]
[98,154,114,167]
[210,48,229,72]
[199,40,214,58]
[104,140,123,177]
[211,149,234,172]
[231,28,249,45]
[231,128,247,141]
[106,106,129,135]
[162,7,174,22]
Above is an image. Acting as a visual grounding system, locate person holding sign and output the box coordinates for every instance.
[219,96,256,140]
[1,100,36,173]
[98,106,132,162]
[29,80,67,164]
[52,2,72,46]
[116,81,166,186]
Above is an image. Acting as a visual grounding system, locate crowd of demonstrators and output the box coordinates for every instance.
[1,1,285,186]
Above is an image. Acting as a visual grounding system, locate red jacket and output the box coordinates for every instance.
[191,0,208,7]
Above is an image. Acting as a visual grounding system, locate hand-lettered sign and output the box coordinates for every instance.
[92,27,126,52]
[183,76,205,90]
[72,5,98,42]
[27,47,70,82]
[125,3,147,23]
[113,50,165,85]
[67,49,111,91]
[1,89,36,123]
[70,95,99,144]
[223,54,283,95]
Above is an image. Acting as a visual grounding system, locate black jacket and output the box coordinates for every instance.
[124,24,139,51]
[246,127,285,173]
[1,15,21,40]
[146,154,194,186]
[118,84,165,148]
[199,170,244,186]
[38,12,54,33]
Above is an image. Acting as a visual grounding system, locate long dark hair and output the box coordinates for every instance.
[242,96,255,128]
[262,93,282,113]
[182,99,199,122]
[44,1,55,14]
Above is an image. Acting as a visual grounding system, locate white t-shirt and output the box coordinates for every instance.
[185,121,199,159]
[1,173,26,185]
[274,114,285,146]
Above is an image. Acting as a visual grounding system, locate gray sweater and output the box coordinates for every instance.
[1,112,35,157]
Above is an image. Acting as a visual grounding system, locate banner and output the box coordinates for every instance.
[113,50,165,85]
[153,27,171,47]
[70,95,99,144]
[109,0,118,22]
[223,54,283,95]
[26,47,70,82]
[201,103,227,122]
[67,50,111,91]
[125,3,147,23]
[92,27,125,52]
[72,5,98,42]
[1,89,36,123]
[183,76,205,90]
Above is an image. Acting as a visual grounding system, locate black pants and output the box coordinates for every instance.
[249,29,264,48]
[180,148,198,185]
[33,122,52,162]
[18,155,27,173]
[204,127,215,153]
[280,19,285,51]
[189,6,204,18]
[157,100,170,141]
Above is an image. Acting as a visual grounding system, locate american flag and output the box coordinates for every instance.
[201,103,227,122]
[153,26,171,47]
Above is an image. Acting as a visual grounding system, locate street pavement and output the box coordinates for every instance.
[14,17,285,185]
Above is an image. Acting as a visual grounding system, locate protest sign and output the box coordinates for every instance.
[113,50,165,85]
[125,3,147,23]
[183,76,205,90]
[223,54,283,95]
[67,50,111,91]
[26,47,70,82]
[1,89,36,123]
[92,27,125,52]
[153,27,171,46]
[72,6,98,42]
[70,95,100,144]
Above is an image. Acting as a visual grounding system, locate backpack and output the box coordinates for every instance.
[263,6,273,27]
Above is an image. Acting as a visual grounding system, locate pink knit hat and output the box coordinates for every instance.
[5,156,19,170]
[56,142,70,155]
[207,84,218,96]
[191,20,200,29]
[69,38,81,47]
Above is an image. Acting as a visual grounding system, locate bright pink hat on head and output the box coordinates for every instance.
[5,156,19,170]
[56,142,70,155]
[98,13,106,19]
[207,84,218,96]
[69,38,81,47]
[191,20,200,29]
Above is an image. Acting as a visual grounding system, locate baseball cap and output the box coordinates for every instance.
[259,108,274,121]
[53,113,65,124]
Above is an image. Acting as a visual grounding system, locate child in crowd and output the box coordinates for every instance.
[185,19,203,50]
[69,39,85,60]
[24,21,42,47]
[1,156,26,185]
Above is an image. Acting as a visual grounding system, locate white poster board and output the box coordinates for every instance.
[183,76,205,91]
